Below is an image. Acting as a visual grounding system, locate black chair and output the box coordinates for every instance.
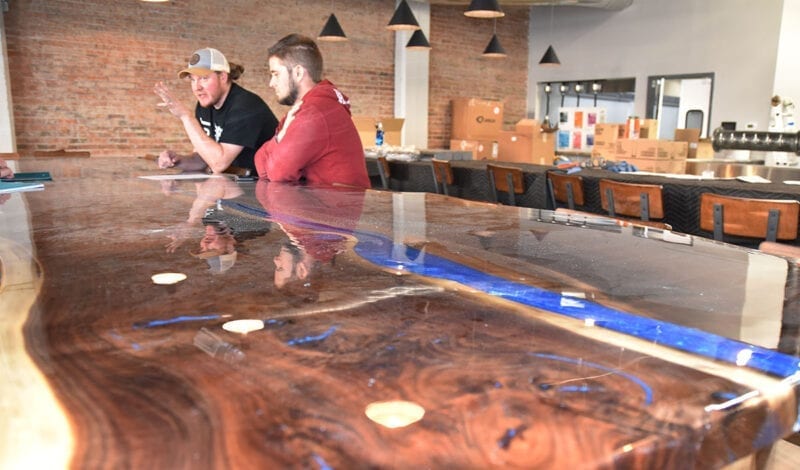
[376,156,392,190]
[547,171,585,210]
[700,193,800,242]
[487,164,524,206]
[599,179,670,229]
[431,159,454,196]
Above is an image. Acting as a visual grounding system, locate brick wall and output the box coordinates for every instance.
[3,0,528,156]
[429,5,530,149]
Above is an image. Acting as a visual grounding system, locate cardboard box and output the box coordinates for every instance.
[353,116,404,148]
[674,128,702,158]
[639,119,659,139]
[591,141,616,160]
[636,139,660,159]
[451,98,503,140]
[496,130,555,165]
[594,123,625,146]
[450,139,497,160]
[663,141,689,160]
[696,139,714,159]
[515,118,542,135]
[626,158,686,174]
[531,131,556,163]
[613,139,638,160]
[634,139,689,160]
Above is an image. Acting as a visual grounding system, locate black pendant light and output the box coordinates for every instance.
[539,4,561,66]
[465,0,504,19]
[539,45,560,66]
[387,0,421,31]
[406,29,431,50]
[318,13,347,42]
[483,34,506,58]
[482,19,506,58]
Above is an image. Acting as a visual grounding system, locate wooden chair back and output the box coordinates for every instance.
[699,193,799,242]
[487,164,525,206]
[547,171,585,210]
[376,156,391,190]
[599,179,665,221]
[431,159,454,196]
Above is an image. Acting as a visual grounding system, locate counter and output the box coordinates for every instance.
[2,157,800,468]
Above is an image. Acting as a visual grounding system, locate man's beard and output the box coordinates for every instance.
[279,78,299,106]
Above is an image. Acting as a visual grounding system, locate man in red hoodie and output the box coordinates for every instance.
[254,34,370,188]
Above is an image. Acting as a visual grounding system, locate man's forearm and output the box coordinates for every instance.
[180,115,228,171]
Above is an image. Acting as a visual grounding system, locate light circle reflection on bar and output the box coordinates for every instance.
[365,400,425,428]
[222,319,265,335]
[151,272,187,285]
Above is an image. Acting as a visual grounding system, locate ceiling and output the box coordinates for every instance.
[428,0,633,10]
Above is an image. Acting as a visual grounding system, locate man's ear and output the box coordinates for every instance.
[295,260,309,280]
[293,65,305,82]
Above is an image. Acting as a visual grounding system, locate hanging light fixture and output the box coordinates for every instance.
[406,29,431,50]
[318,1,347,42]
[318,14,347,42]
[465,0,504,19]
[482,18,506,58]
[539,4,561,66]
[387,0,421,31]
[592,81,602,106]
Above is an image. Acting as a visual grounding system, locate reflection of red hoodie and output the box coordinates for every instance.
[256,181,365,263]
[254,80,370,188]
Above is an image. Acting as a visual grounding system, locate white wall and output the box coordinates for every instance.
[394,1,430,149]
[0,7,15,152]
[773,0,800,111]
[528,0,786,132]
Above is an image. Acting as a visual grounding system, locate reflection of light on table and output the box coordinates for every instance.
[365,400,425,428]
[222,319,264,335]
[736,349,753,366]
[150,272,187,285]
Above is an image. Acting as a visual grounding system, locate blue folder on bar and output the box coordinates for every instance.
[6,171,52,182]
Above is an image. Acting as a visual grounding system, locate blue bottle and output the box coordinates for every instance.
[375,121,384,146]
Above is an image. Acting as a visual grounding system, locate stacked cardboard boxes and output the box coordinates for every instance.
[449,98,504,159]
[496,119,556,164]
[591,120,690,174]
[592,123,625,160]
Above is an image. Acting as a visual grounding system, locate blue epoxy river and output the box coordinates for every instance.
[227,199,800,380]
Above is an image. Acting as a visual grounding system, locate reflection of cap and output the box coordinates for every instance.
[179,48,230,79]
[192,249,237,274]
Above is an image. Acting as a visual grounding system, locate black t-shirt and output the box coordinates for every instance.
[195,83,279,171]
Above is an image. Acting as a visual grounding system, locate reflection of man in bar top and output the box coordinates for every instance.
[154,47,278,174]
[254,34,370,188]
[0,158,13,179]
[256,180,364,294]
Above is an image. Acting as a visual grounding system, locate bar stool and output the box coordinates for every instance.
[599,179,669,228]
[376,156,392,190]
[699,193,800,242]
[547,170,585,210]
[431,159,454,196]
[487,164,525,206]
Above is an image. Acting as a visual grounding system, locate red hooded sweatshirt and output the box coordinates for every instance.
[254,80,370,188]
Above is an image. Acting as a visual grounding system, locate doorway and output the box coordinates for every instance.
[645,73,714,139]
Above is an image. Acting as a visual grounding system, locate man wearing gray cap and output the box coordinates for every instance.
[154,48,278,174]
